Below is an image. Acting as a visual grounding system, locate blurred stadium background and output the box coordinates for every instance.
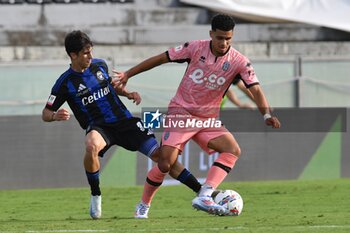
[0,0,349,190]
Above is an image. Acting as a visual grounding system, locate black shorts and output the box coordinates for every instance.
[86,117,156,157]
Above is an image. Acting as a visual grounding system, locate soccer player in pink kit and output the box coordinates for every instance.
[113,14,281,217]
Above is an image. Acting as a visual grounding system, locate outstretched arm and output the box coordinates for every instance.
[112,52,169,89]
[248,85,281,128]
[114,85,141,105]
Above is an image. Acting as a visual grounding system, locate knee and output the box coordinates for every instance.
[158,145,179,173]
[233,146,241,157]
[225,145,241,158]
[85,141,101,156]
[158,161,171,173]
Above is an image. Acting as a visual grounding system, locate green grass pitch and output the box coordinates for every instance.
[1,179,349,233]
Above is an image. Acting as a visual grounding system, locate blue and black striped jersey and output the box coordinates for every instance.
[45,58,132,129]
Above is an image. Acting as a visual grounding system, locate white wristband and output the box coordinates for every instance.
[263,113,272,121]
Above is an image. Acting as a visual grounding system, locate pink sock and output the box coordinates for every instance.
[142,165,167,205]
[205,152,238,189]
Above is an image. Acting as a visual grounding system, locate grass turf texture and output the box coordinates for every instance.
[0,179,349,233]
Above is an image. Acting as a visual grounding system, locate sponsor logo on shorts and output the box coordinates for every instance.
[136,121,145,132]
[163,131,170,141]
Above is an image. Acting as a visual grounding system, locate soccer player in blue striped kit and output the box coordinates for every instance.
[42,30,201,219]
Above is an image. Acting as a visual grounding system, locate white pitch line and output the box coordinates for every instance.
[103,225,350,232]
[26,230,109,233]
[23,225,350,233]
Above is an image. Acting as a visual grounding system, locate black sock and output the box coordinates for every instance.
[177,168,201,193]
[86,170,101,196]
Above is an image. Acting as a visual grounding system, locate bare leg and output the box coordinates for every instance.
[84,130,107,219]
[84,130,106,195]
[84,130,106,173]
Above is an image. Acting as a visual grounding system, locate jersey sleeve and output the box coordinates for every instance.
[45,78,68,111]
[238,58,259,88]
[167,41,197,63]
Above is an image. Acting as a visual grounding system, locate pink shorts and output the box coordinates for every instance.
[161,126,231,154]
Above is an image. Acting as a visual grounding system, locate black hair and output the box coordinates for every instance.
[211,14,235,31]
[64,30,93,56]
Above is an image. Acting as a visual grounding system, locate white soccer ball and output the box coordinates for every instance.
[214,189,244,216]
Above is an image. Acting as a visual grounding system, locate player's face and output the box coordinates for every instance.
[210,29,233,56]
[71,46,93,72]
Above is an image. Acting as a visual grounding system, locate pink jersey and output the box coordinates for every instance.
[167,40,259,118]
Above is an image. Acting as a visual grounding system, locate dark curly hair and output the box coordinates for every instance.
[65,30,93,57]
[211,14,235,31]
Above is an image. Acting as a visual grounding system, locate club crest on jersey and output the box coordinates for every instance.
[96,71,105,81]
[222,61,230,71]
